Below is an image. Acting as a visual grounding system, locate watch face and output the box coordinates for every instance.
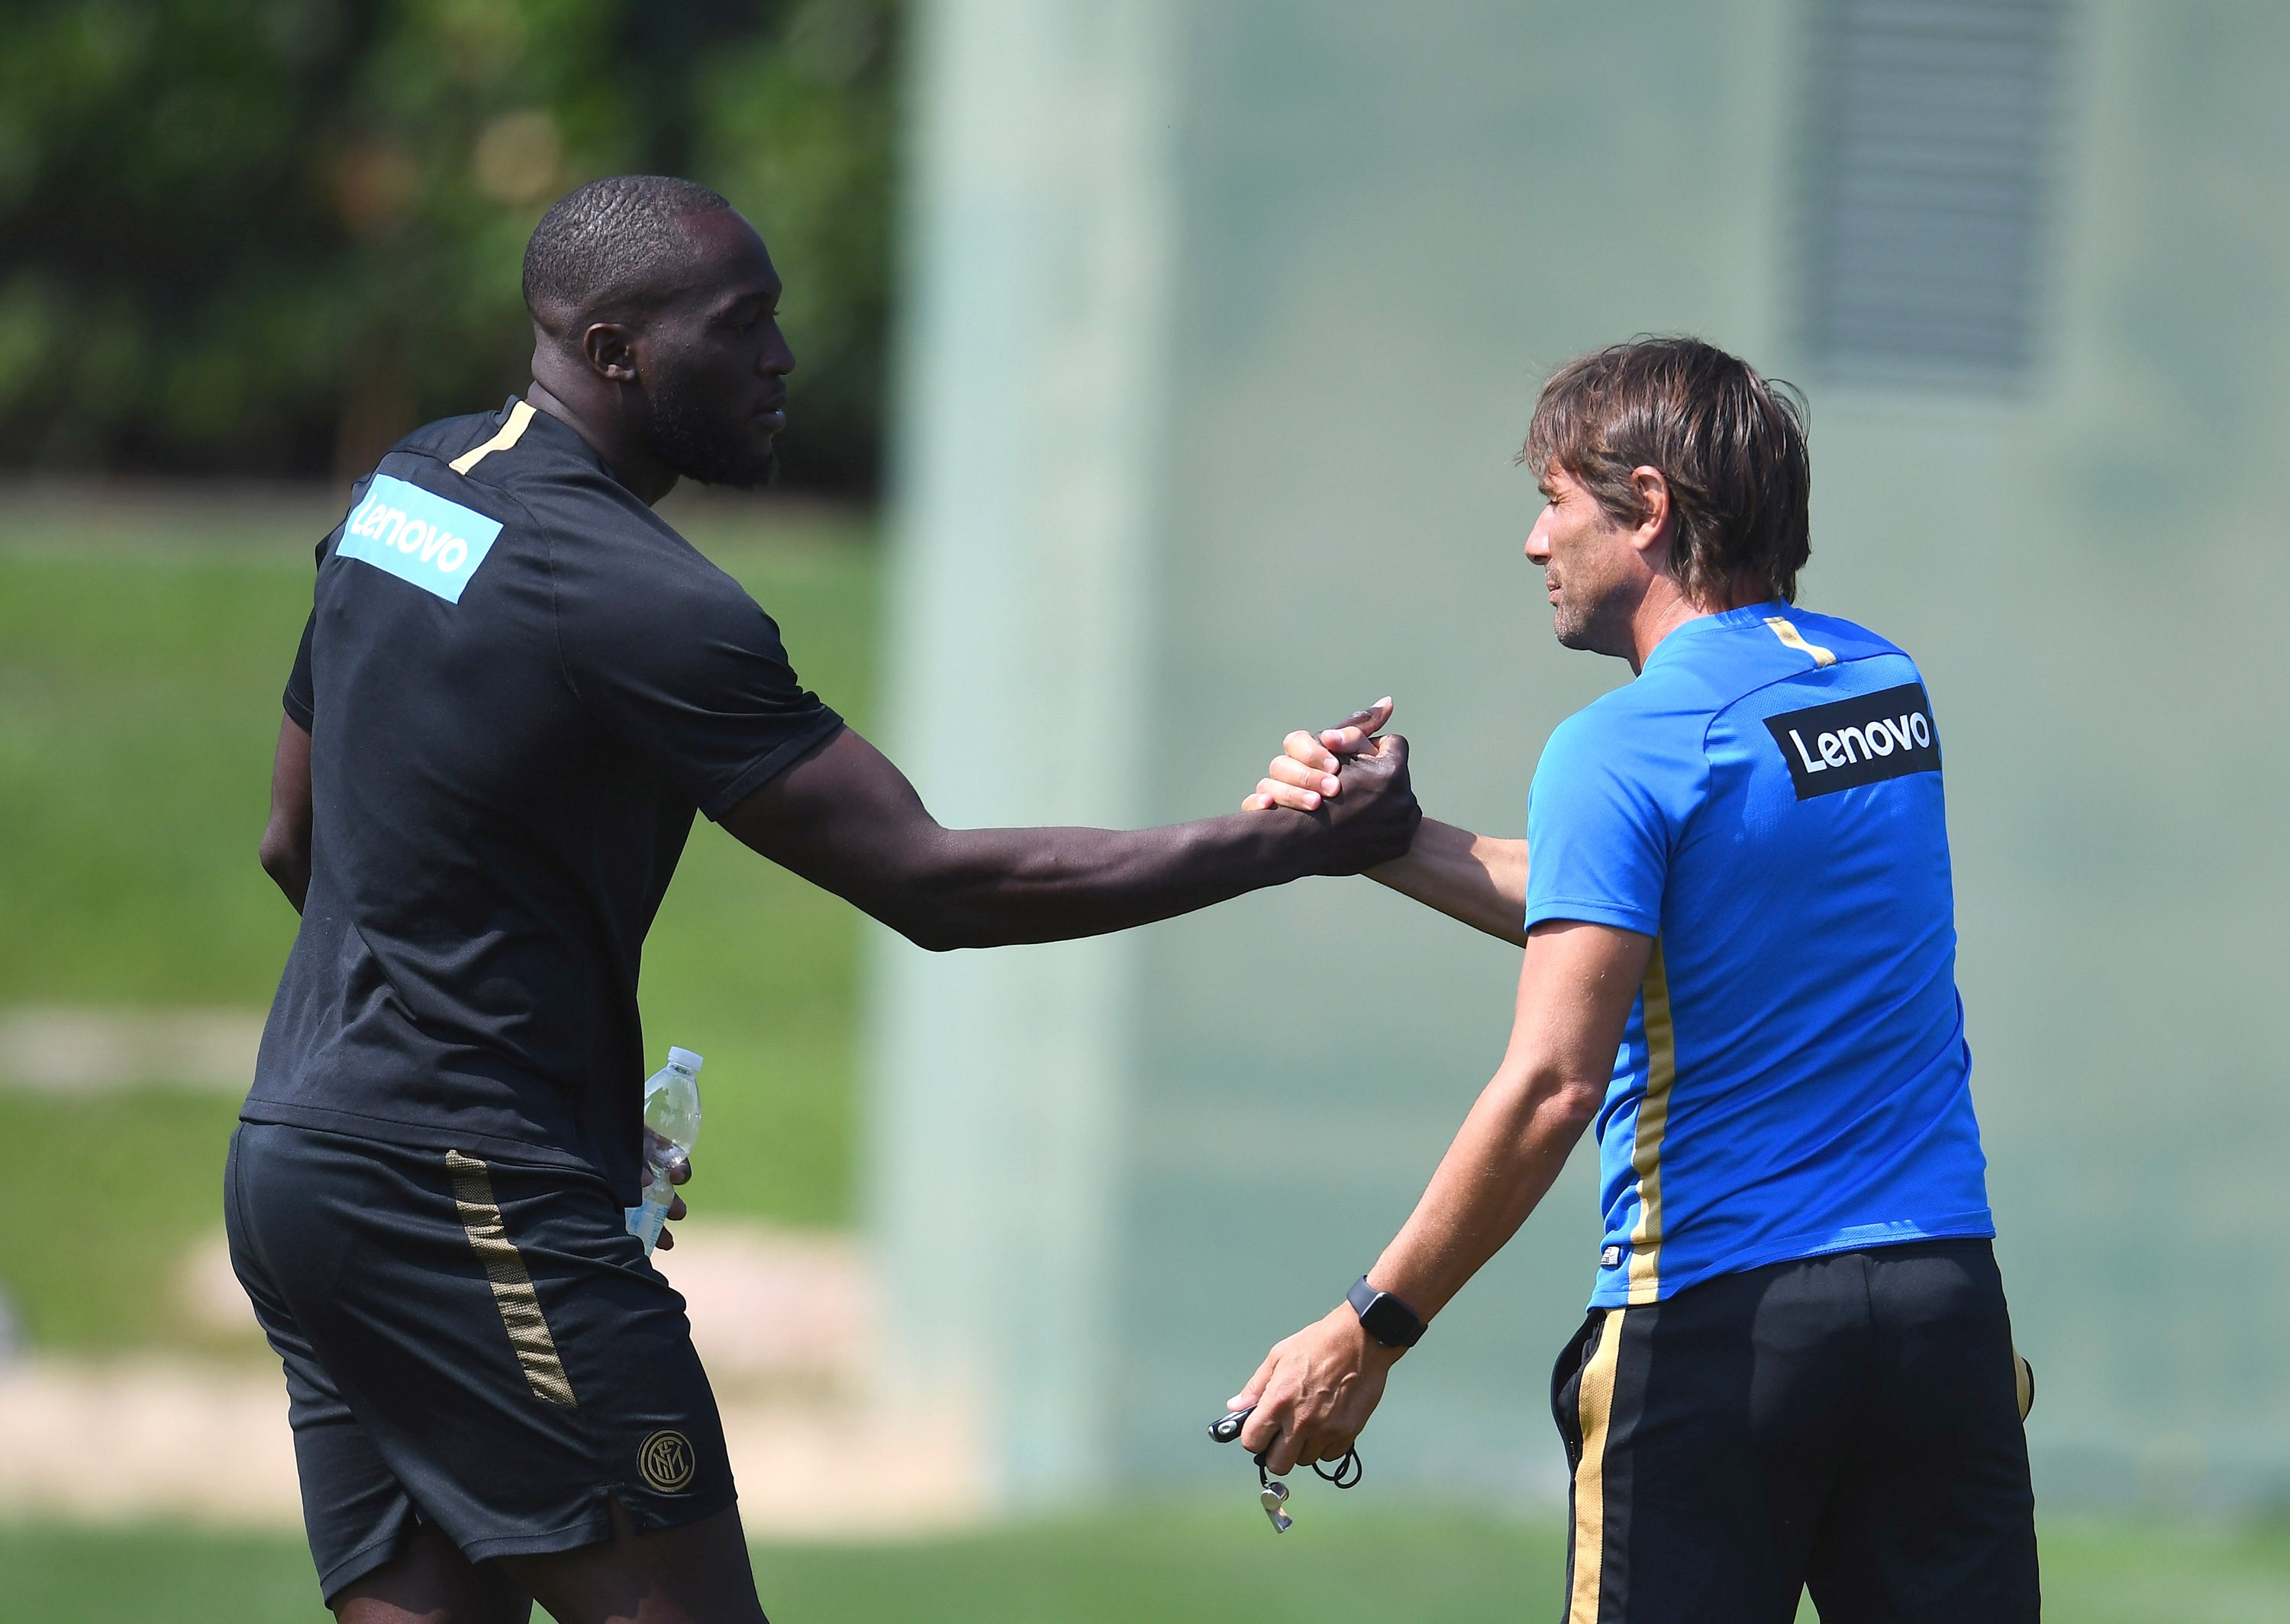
[1381,1296,1427,1347]
[1348,1276,1424,1347]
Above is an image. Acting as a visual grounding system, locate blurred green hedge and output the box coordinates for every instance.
[0,0,897,491]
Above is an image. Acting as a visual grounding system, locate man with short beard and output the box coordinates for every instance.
[1232,338,2037,1622]
[230,176,1418,1623]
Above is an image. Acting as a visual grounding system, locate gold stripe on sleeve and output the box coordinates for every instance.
[1568,1309,1628,1624]
[1763,616,1837,668]
[448,399,537,475]
[1626,941,1676,1306]
[443,1149,578,1408]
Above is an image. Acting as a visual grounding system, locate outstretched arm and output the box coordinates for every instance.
[1228,918,1647,1474]
[1243,703,1527,943]
[259,714,313,914]
[1365,819,1527,946]
[720,723,1419,951]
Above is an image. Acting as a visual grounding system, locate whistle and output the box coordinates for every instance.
[1259,1477,1292,1532]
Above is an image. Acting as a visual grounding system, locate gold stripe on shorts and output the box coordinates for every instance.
[443,1149,577,1408]
[1569,1308,1627,1624]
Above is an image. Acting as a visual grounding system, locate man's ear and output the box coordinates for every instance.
[1627,466,1673,559]
[579,321,641,385]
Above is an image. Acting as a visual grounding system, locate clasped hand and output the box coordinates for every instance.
[1240,698,1398,820]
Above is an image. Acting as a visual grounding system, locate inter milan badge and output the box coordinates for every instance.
[639,1429,696,1494]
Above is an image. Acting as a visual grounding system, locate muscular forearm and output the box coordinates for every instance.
[734,725,1415,950]
[873,810,1330,951]
[1225,1056,1596,1476]
[1227,920,1640,1476]
[1365,820,1527,945]
[1365,1065,1599,1320]
[1360,921,1643,1320]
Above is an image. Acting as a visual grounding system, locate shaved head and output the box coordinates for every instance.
[520,177,792,498]
[522,176,733,337]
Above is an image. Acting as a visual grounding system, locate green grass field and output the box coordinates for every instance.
[9,488,2290,1618]
[0,489,878,1351]
[4,1509,2289,1622]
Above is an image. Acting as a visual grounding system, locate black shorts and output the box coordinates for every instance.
[1552,1239,2037,1623]
[224,1121,735,1602]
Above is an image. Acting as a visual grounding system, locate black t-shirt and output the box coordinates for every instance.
[244,399,843,1201]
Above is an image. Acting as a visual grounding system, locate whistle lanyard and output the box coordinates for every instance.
[1211,1403,1364,1532]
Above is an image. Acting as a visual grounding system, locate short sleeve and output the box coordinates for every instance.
[1523,701,1701,936]
[283,610,316,730]
[556,555,843,820]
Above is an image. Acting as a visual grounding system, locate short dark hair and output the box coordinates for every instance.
[1522,337,1811,605]
[521,175,731,332]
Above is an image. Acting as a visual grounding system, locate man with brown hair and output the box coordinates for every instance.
[1230,337,2038,1621]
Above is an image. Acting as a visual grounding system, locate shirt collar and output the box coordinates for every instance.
[1640,601,1788,671]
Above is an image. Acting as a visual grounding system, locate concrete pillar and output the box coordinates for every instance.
[866,0,1178,1504]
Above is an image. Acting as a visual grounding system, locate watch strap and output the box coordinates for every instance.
[1347,1274,1427,1348]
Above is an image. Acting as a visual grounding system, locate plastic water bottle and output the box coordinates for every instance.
[625,1046,703,1254]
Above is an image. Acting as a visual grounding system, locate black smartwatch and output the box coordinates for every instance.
[1347,1275,1427,1348]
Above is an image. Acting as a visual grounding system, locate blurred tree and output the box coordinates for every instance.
[0,0,898,493]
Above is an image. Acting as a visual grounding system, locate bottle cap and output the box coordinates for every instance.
[666,1046,704,1076]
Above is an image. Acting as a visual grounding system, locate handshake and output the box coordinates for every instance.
[1238,698,1418,872]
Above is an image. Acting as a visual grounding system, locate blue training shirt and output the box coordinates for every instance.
[1524,604,1994,1310]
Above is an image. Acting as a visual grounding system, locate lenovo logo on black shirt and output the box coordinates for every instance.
[1764,682,1940,800]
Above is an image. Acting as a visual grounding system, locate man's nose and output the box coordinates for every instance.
[763,334,795,377]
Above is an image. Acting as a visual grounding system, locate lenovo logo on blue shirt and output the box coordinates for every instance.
[1765,682,1940,799]
[337,475,502,604]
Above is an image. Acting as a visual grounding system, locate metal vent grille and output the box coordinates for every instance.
[1802,0,2066,384]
